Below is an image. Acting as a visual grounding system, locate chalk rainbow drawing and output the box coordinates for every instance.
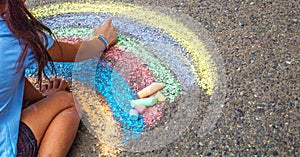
[26,0,226,153]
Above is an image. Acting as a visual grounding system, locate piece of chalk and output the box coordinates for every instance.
[129,109,139,120]
[131,97,158,107]
[156,91,166,101]
[150,91,166,102]
[134,106,147,114]
[137,82,164,98]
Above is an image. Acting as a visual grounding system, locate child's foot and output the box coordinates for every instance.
[41,76,69,97]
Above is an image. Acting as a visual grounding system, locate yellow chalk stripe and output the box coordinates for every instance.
[31,1,217,95]
[72,81,122,154]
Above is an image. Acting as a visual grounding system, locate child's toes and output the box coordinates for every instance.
[53,78,60,88]
[41,84,47,92]
[58,79,68,91]
[47,80,54,89]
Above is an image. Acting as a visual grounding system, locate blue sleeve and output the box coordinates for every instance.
[25,33,55,69]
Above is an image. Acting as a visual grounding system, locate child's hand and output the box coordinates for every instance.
[77,18,117,58]
[94,18,118,47]
[41,76,69,97]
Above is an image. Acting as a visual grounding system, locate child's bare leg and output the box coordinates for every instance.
[21,78,80,156]
[21,91,75,142]
[37,106,79,156]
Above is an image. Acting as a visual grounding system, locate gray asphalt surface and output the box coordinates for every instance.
[31,0,299,156]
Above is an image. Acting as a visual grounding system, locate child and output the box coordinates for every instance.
[0,0,117,156]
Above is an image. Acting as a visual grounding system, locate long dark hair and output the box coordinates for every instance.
[1,0,56,88]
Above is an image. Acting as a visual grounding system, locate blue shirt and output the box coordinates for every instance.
[0,17,54,156]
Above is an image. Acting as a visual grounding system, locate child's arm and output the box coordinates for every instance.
[48,18,117,62]
[23,78,44,104]
[48,41,82,62]
[48,39,105,62]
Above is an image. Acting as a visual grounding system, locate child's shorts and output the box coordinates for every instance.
[17,121,38,157]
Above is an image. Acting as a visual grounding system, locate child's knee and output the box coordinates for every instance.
[63,107,80,123]
[54,91,75,106]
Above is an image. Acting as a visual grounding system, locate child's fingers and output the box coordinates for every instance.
[41,84,47,92]
[102,18,112,28]
[58,79,68,90]
[94,26,100,34]
[53,78,60,88]
[47,80,53,89]
[109,36,118,47]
